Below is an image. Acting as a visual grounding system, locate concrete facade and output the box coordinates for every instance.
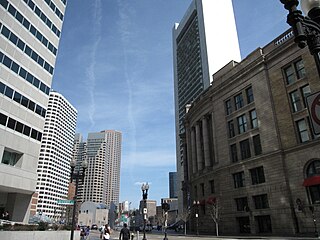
[183,29,320,236]
[35,91,77,220]
[172,0,241,214]
[0,0,65,222]
[74,130,122,207]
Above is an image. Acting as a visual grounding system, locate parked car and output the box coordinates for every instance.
[91,224,98,230]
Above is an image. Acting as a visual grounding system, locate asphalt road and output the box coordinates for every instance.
[83,230,320,240]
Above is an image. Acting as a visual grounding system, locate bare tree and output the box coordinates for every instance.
[177,207,190,235]
[207,197,220,236]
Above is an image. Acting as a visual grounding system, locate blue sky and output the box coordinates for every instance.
[52,0,290,209]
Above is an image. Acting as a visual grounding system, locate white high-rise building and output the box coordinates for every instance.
[172,0,241,212]
[36,91,77,219]
[0,0,66,222]
[74,130,122,207]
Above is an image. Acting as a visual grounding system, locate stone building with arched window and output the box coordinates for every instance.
[182,29,320,236]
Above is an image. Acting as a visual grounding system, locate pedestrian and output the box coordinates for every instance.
[3,211,9,220]
[85,226,90,239]
[101,224,111,240]
[80,227,86,240]
[119,223,130,240]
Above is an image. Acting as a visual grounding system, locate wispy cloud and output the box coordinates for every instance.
[116,0,138,156]
[84,0,102,129]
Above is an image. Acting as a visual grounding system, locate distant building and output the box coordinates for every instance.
[183,29,320,235]
[0,0,66,222]
[172,0,241,213]
[139,199,157,226]
[78,201,109,227]
[35,91,77,220]
[169,172,178,198]
[73,130,122,207]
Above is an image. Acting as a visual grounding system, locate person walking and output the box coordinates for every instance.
[85,226,90,239]
[101,224,111,240]
[119,223,130,240]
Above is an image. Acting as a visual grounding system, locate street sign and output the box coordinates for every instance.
[57,199,74,205]
[307,91,320,135]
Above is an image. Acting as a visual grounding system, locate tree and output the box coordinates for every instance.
[207,197,220,236]
[177,207,191,235]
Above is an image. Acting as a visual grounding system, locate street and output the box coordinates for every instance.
[85,230,320,240]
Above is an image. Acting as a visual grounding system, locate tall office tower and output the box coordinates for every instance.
[172,0,241,212]
[169,172,178,198]
[36,91,77,219]
[0,0,66,222]
[75,130,122,207]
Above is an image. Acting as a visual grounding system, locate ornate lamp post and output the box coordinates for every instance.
[280,0,320,75]
[141,182,149,240]
[70,159,88,240]
[193,200,200,236]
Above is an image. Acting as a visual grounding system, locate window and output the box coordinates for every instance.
[240,139,251,160]
[306,160,320,177]
[228,120,235,138]
[284,59,306,85]
[234,93,244,110]
[246,86,254,104]
[0,113,7,126]
[295,59,306,79]
[250,109,258,129]
[237,115,247,134]
[296,119,310,143]
[301,85,311,107]
[225,99,232,115]
[1,150,20,166]
[230,144,238,162]
[233,171,245,188]
[237,217,251,233]
[209,180,215,194]
[250,166,265,185]
[235,197,248,211]
[0,82,5,94]
[13,92,21,103]
[290,90,303,112]
[7,118,16,130]
[284,65,295,84]
[253,135,262,155]
[253,194,269,209]
[255,215,272,233]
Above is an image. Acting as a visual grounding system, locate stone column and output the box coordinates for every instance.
[195,123,203,171]
[202,116,211,167]
[190,127,197,174]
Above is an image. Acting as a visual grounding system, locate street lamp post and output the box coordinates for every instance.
[141,182,149,240]
[280,0,320,76]
[70,159,88,240]
[193,201,200,236]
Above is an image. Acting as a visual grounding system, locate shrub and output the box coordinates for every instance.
[37,221,48,231]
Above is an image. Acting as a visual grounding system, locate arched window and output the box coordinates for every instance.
[304,160,320,204]
[306,160,320,177]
